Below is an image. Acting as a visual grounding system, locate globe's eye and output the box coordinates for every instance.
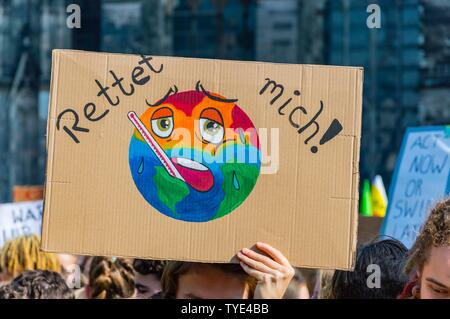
[199,118,224,144]
[151,116,173,138]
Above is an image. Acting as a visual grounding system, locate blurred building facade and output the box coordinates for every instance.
[420,0,450,123]
[0,0,43,201]
[0,0,449,202]
[325,0,423,184]
[172,0,255,60]
[101,0,175,55]
[256,0,299,63]
[296,0,326,64]
[256,0,325,64]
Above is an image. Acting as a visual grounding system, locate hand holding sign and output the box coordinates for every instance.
[237,242,295,299]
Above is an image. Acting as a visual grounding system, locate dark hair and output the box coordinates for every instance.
[161,261,257,299]
[405,197,450,275]
[328,238,409,299]
[132,259,167,279]
[0,270,74,299]
[0,284,20,299]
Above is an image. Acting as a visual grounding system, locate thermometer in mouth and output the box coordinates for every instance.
[128,111,185,182]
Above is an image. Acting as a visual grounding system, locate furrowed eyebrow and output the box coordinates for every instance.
[426,277,448,288]
[146,85,178,107]
[195,80,238,103]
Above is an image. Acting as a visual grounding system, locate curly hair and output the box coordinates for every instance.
[0,270,74,299]
[405,197,450,275]
[0,235,60,278]
[132,259,167,279]
[88,257,135,299]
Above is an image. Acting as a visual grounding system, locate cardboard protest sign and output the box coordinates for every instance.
[0,201,43,248]
[382,126,450,248]
[41,50,363,270]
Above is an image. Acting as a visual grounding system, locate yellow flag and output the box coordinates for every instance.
[371,175,388,217]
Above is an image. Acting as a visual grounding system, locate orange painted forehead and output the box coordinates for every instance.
[200,108,223,125]
[143,90,235,122]
[151,107,173,119]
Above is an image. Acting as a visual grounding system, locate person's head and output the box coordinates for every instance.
[0,235,61,282]
[132,259,167,299]
[161,262,257,299]
[0,270,74,299]
[283,268,310,299]
[405,197,450,299]
[87,257,135,299]
[328,238,408,299]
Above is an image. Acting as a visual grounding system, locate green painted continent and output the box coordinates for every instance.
[214,164,260,219]
[153,166,189,215]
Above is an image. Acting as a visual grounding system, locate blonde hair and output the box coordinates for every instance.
[317,269,334,299]
[88,257,135,299]
[0,235,60,277]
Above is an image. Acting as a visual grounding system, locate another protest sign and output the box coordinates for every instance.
[381,126,450,248]
[0,200,43,248]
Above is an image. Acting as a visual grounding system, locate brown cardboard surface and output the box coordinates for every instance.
[41,50,363,270]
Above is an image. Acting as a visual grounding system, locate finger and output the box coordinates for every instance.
[237,251,278,275]
[241,248,283,271]
[239,262,265,282]
[256,242,290,266]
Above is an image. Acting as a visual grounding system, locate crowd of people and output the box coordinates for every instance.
[0,197,448,299]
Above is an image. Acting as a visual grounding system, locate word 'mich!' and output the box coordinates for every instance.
[259,78,344,154]
[56,55,163,144]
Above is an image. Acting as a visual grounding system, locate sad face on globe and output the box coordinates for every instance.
[128,84,261,222]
